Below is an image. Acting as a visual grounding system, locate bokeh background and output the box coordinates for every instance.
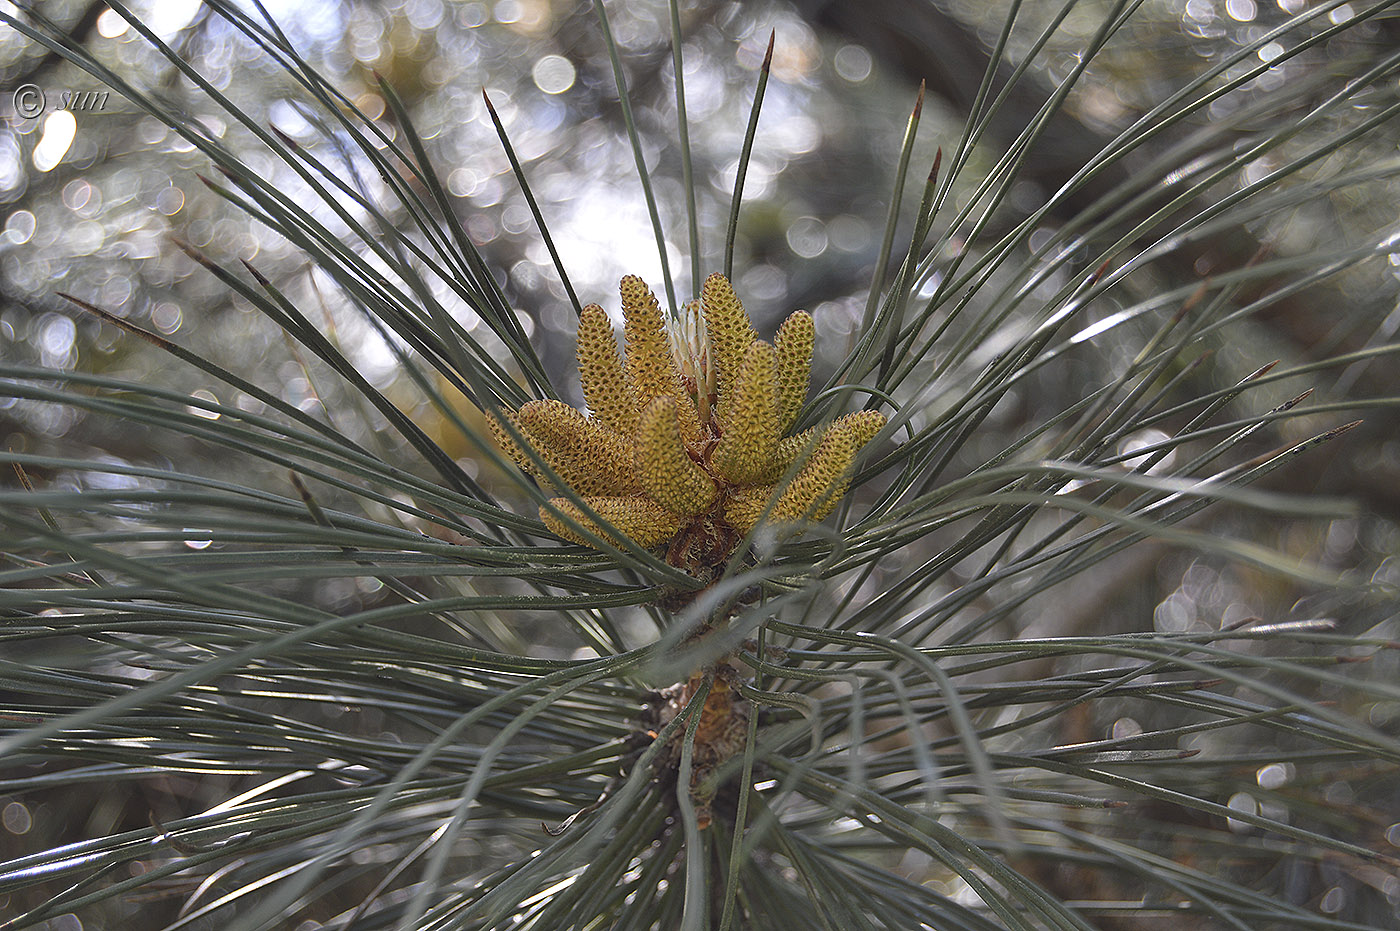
[6,0,1398,635]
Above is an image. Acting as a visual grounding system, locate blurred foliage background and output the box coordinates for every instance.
[2,0,1399,927]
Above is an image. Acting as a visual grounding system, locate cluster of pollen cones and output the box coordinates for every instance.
[491,272,884,572]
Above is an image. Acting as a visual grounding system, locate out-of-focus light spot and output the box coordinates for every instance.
[827,214,869,253]
[97,8,128,38]
[448,167,483,197]
[738,264,785,302]
[63,179,94,212]
[475,90,515,129]
[496,0,549,32]
[1258,41,1284,63]
[355,93,387,122]
[101,275,132,311]
[137,117,169,145]
[262,0,345,44]
[40,314,76,358]
[33,403,75,437]
[151,302,183,334]
[150,0,202,39]
[1241,158,1271,185]
[1225,792,1257,832]
[532,55,576,94]
[751,22,818,82]
[87,457,140,491]
[188,389,221,420]
[4,210,35,245]
[552,188,667,293]
[501,204,533,234]
[1027,227,1055,253]
[236,393,265,414]
[1111,717,1142,740]
[282,371,310,405]
[1184,0,1215,22]
[0,137,25,197]
[1320,886,1346,913]
[1329,3,1355,24]
[785,216,827,258]
[156,186,185,216]
[2,801,32,835]
[270,99,314,138]
[183,532,213,550]
[1256,762,1293,789]
[459,3,490,27]
[466,214,498,243]
[1154,591,1194,632]
[1225,0,1256,21]
[680,55,724,118]
[1325,518,1357,560]
[1277,0,1305,12]
[348,10,384,63]
[776,114,820,155]
[515,99,566,150]
[33,110,77,172]
[720,157,774,199]
[70,220,104,256]
[1117,428,1174,473]
[405,1,444,31]
[833,44,873,83]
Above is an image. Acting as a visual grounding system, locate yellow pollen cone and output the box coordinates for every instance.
[514,399,637,496]
[770,410,884,523]
[541,496,685,548]
[621,276,701,443]
[724,484,778,535]
[701,272,757,408]
[712,341,781,485]
[637,396,718,517]
[766,409,885,484]
[774,310,814,435]
[486,407,530,471]
[577,302,637,435]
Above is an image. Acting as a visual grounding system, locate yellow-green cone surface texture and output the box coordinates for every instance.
[577,302,637,435]
[712,341,780,486]
[638,397,718,517]
[701,272,757,408]
[621,275,701,444]
[542,496,684,548]
[513,400,637,496]
[773,310,813,435]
